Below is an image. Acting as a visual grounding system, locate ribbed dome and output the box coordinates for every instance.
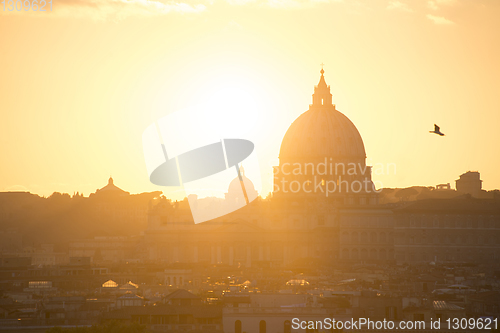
[279,70,366,161]
[280,108,365,160]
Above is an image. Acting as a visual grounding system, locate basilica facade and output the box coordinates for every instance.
[143,70,500,268]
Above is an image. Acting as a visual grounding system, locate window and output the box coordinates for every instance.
[284,320,291,333]
[259,320,266,333]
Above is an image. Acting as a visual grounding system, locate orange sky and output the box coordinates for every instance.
[1,0,499,198]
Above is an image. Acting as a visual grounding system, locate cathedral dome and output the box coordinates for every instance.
[227,166,257,197]
[280,108,366,160]
[279,70,366,161]
[225,166,258,204]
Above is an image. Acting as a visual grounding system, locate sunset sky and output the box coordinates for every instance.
[1,0,499,199]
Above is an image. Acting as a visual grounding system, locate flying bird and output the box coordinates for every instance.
[429,124,445,136]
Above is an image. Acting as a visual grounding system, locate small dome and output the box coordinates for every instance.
[228,175,256,196]
[94,177,129,195]
[226,166,258,204]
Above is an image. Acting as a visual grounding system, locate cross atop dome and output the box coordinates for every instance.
[311,66,333,108]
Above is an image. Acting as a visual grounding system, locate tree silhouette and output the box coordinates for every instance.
[45,321,147,333]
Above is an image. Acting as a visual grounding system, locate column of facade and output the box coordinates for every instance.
[246,246,251,267]
[229,246,234,266]
[217,246,222,264]
[211,246,216,264]
[193,246,198,263]
[265,244,271,261]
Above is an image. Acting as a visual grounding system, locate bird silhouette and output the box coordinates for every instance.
[429,124,445,136]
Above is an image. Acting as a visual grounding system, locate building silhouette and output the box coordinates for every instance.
[456,171,482,197]
[142,70,500,267]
